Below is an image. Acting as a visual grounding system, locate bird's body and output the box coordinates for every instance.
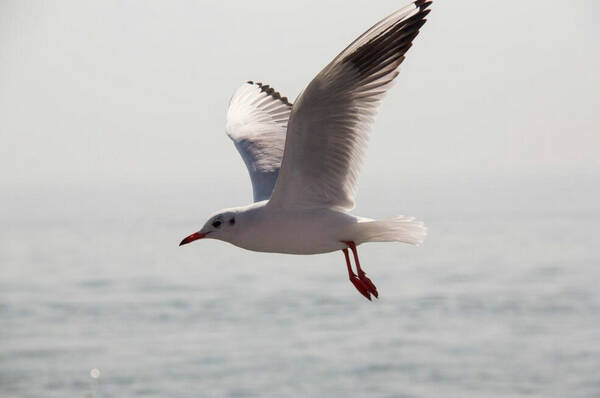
[212,202,425,255]
[180,0,433,300]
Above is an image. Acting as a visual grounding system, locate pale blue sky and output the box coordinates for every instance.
[1,0,599,187]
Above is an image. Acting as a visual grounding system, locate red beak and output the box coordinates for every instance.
[179,232,208,246]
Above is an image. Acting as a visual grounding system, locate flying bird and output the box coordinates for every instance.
[180,0,431,300]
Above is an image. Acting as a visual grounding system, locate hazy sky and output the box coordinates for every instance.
[1,0,599,187]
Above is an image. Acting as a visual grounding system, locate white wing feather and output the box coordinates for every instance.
[269,0,432,211]
[226,82,292,202]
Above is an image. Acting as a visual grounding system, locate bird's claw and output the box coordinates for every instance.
[358,271,378,299]
[350,275,372,301]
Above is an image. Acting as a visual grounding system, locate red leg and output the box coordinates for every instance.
[343,241,379,298]
[343,248,371,301]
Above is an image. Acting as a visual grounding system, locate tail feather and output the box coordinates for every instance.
[355,216,427,246]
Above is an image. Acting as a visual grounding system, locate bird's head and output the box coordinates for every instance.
[179,209,239,246]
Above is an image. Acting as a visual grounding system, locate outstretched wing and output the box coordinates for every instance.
[226,81,292,202]
[269,0,431,211]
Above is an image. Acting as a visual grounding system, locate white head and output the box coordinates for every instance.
[179,208,240,246]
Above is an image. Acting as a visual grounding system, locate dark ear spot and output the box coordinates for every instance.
[229,217,235,226]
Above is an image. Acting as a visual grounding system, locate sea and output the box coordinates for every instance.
[1,175,599,397]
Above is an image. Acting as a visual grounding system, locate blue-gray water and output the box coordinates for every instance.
[1,176,599,397]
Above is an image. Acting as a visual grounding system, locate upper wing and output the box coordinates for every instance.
[226,81,292,202]
[268,0,431,211]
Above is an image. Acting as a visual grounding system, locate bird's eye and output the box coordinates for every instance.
[229,217,235,225]
[212,220,222,228]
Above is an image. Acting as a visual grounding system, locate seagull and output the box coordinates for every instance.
[180,0,431,300]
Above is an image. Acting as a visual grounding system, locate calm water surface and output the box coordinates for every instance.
[1,178,599,397]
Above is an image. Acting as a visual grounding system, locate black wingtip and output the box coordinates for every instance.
[340,0,432,81]
[415,0,433,10]
[246,81,292,107]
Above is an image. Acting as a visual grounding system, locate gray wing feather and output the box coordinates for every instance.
[226,82,292,202]
[269,1,432,210]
